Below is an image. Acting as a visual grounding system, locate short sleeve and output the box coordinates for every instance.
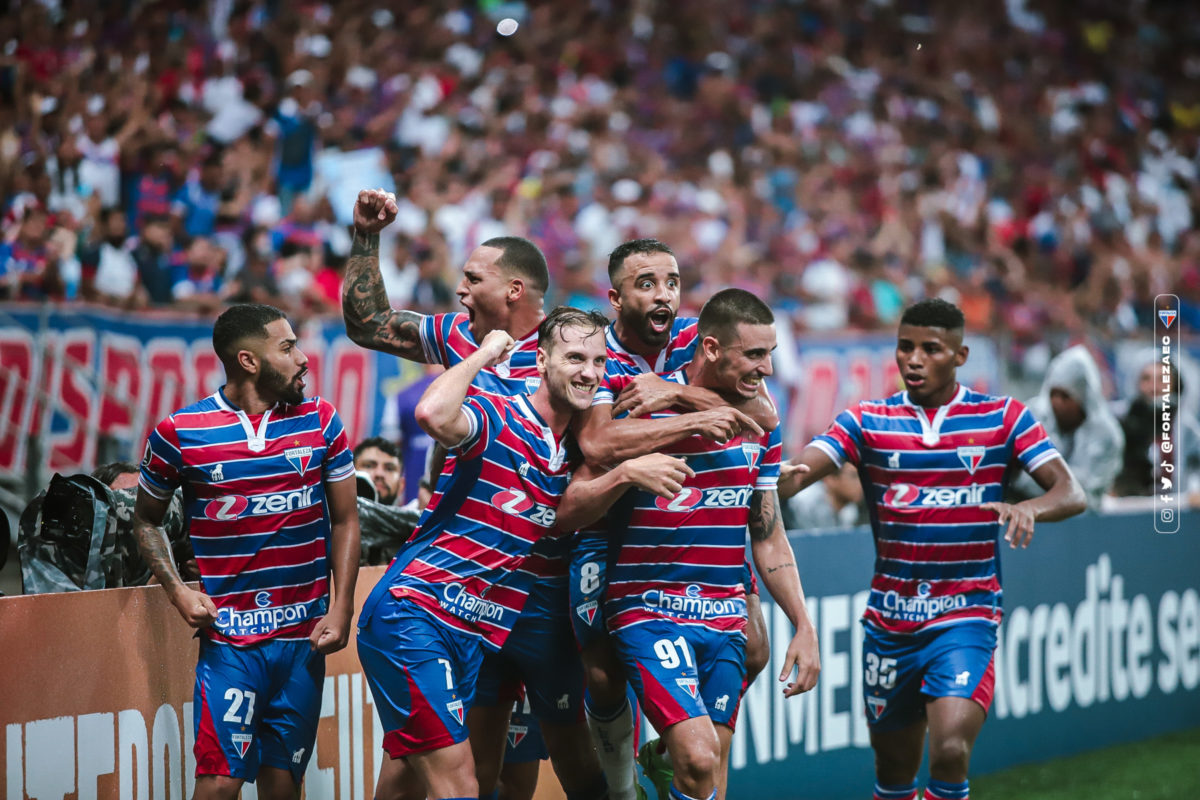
[419,312,462,367]
[138,416,184,500]
[456,394,504,460]
[809,405,866,467]
[1006,398,1062,474]
[754,424,783,491]
[319,399,356,482]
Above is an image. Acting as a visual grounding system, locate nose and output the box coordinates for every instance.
[759,354,774,377]
[653,281,674,303]
[455,276,469,299]
[295,347,309,368]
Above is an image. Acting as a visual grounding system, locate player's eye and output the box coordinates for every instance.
[667,279,678,289]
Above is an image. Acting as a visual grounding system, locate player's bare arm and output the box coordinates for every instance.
[342,188,428,361]
[310,474,361,654]
[573,401,764,468]
[748,488,820,697]
[611,372,780,430]
[556,455,694,531]
[415,329,515,447]
[982,457,1086,549]
[133,488,217,628]
[777,444,841,501]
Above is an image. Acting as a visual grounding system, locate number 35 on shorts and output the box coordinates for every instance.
[864,654,897,689]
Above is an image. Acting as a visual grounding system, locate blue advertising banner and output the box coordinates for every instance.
[723,511,1200,799]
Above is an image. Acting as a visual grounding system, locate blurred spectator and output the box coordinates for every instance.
[130,214,178,304]
[785,461,865,531]
[353,437,404,507]
[79,207,140,306]
[1112,359,1200,498]
[1010,345,1123,508]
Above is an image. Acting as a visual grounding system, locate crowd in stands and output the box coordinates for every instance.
[2,0,1198,517]
[2,0,1198,336]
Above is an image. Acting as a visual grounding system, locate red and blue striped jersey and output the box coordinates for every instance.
[592,317,699,406]
[810,384,1061,634]
[138,389,355,646]
[419,311,543,397]
[604,370,782,635]
[388,393,572,650]
[415,311,570,607]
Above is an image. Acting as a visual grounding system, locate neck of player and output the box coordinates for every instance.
[530,384,573,437]
[913,380,959,408]
[224,378,275,415]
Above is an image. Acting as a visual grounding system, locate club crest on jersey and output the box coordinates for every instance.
[957,446,985,474]
[231,733,253,758]
[446,699,464,725]
[576,600,599,625]
[285,446,313,476]
[507,724,528,748]
[676,677,699,698]
[741,442,759,466]
[867,696,887,720]
[1159,309,1177,329]
[525,377,542,392]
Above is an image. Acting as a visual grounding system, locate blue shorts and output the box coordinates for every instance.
[475,601,585,725]
[569,528,613,649]
[862,620,997,732]
[193,637,324,783]
[357,598,483,757]
[506,704,549,763]
[613,619,746,733]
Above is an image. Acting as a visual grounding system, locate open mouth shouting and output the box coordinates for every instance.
[647,306,674,336]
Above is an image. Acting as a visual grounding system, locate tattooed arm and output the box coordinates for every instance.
[748,488,820,696]
[342,188,429,362]
[134,488,216,628]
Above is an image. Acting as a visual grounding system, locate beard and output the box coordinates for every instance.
[261,360,305,406]
[622,305,675,349]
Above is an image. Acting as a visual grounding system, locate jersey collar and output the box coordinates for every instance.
[607,323,669,374]
[214,387,279,453]
[901,383,966,446]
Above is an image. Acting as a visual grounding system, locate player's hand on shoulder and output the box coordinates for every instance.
[479,328,516,364]
[694,407,764,443]
[169,586,218,628]
[981,501,1035,549]
[611,373,677,418]
[622,453,694,498]
[353,188,398,235]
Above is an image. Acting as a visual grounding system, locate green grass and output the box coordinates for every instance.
[972,727,1200,799]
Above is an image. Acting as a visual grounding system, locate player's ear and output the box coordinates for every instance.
[237,348,259,375]
[701,334,722,362]
[955,343,969,367]
[508,276,525,303]
[536,345,549,375]
[608,286,621,313]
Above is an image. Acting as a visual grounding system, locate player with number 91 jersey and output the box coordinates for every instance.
[603,369,782,733]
